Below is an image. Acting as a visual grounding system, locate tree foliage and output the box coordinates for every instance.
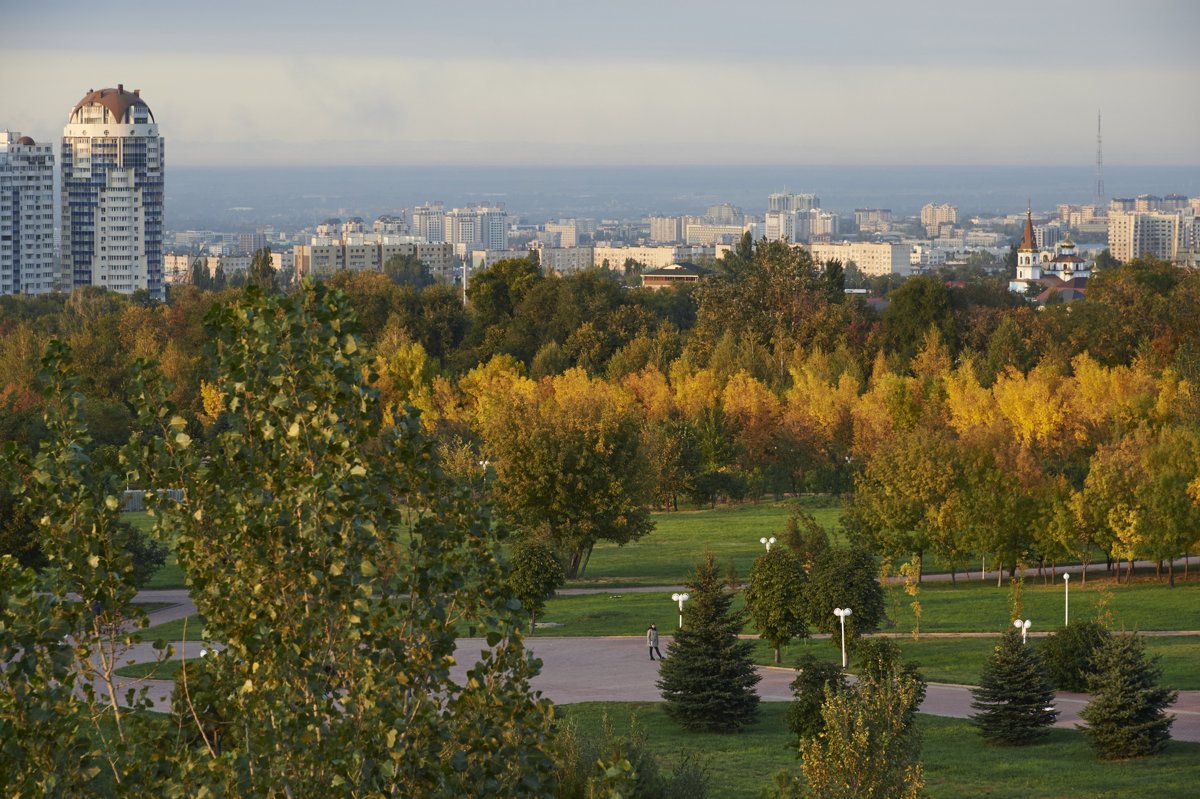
[479,368,654,578]
[657,551,761,732]
[1040,620,1111,693]
[1078,634,1177,759]
[507,538,565,634]
[786,653,847,742]
[743,547,808,663]
[970,629,1059,745]
[803,546,886,648]
[4,284,560,795]
[781,669,925,799]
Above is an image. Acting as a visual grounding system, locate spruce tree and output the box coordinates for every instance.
[970,628,1058,745]
[657,550,761,732]
[1079,634,1177,759]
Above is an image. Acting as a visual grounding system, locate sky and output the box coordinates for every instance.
[2,0,1197,167]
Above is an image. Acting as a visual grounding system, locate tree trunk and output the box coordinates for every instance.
[997,560,1003,588]
[918,551,924,583]
[1169,559,1175,588]
[774,646,781,664]
[1124,559,1133,584]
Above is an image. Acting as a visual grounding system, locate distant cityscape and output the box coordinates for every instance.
[4,86,1200,303]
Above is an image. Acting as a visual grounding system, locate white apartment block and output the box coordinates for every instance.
[765,210,810,243]
[649,216,682,243]
[411,203,445,242]
[1,131,55,296]
[544,220,578,248]
[685,223,747,246]
[539,246,594,275]
[294,241,457,282]
[809,211,840,239]
[163,253,194,284]
[768,192,820,212]
[808,242,911,277]
[1108,210,1194,263]
[921,203,958,235]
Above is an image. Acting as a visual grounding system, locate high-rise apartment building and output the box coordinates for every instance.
[648,216,682,243]
[768,192,819,212]
[61,85,164,299]
[411,203,446,242]
[1108,210,1194,263]
[1,131,55,296]
[920,203,957,235]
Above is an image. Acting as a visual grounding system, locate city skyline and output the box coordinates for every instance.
[2,1,1198,168]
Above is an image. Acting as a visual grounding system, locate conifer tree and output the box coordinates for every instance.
[970,628,1059,745]
[657,550,761,732]
[1079,634,1177,759]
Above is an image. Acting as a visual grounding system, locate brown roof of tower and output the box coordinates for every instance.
[1018,208,1037,252]
[70,85,154,124]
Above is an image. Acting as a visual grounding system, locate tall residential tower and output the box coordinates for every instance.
[61,85,164,299]
[1,131,55,295]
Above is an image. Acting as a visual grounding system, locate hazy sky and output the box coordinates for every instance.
[3,0,1197,167]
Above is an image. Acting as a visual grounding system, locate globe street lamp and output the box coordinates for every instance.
[1014,618,1031,645]
[760,536,776,552]
[671,592,690,629]
[833,607,853,668]
[1063,573,1070,626]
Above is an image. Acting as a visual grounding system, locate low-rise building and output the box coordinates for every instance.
[808,241,911,277]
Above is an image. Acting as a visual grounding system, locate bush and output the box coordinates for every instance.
[554,713,708,799]
[786,653,847,741]
[1040,619,1110,692]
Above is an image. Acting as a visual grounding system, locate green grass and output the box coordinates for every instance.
[141,615,206,643]
[752,635,1200,691]
[538,579,1200,638]
[571,498,844,588]
[560,702,1200,798]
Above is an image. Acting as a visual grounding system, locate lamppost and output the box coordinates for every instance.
[760,537,776,552]
[671,592,690,629]
[1063,573,1070,626]
[833,607,853,668]
[1014,618,1031,645]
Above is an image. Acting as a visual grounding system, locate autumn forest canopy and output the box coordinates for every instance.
[4,240,1200,581]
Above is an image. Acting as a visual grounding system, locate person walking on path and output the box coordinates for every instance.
[647,623,663,660]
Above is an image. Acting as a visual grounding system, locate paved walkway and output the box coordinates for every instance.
[105,594,1200,744]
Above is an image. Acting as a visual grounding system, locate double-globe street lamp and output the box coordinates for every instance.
[833,607,853,668]
[760,537,776,552]
[1014,618,1031,645]
[671,592,690,629]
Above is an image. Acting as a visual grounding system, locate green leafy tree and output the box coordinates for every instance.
[657,551,761,732]
[881,275,957,365]
[507,539,565,634]
[1,343,165,794]
[245,246,275,292]
[803,546,886,649]
[480,369,654,578]
[970,629,1059,745]
[130,282,558,794]
[743,547,808,663]
[1078,634,1177,759]
[383,252,433,289]
[1040,620,1111,693]
[781,670,925,799]
[786,653,847,741]
[855,638,927,724]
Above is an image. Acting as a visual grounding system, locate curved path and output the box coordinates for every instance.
[110,592,1200,743]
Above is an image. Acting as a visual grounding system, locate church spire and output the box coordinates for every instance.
[1019,205,1037,253]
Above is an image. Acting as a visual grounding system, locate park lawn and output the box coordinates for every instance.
[538,579,1200,639]
[880,577,1200,634]
[570,497,843,588]
[751,635,1200,691]
[141,615,206,642]
[560,702,1200,799]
